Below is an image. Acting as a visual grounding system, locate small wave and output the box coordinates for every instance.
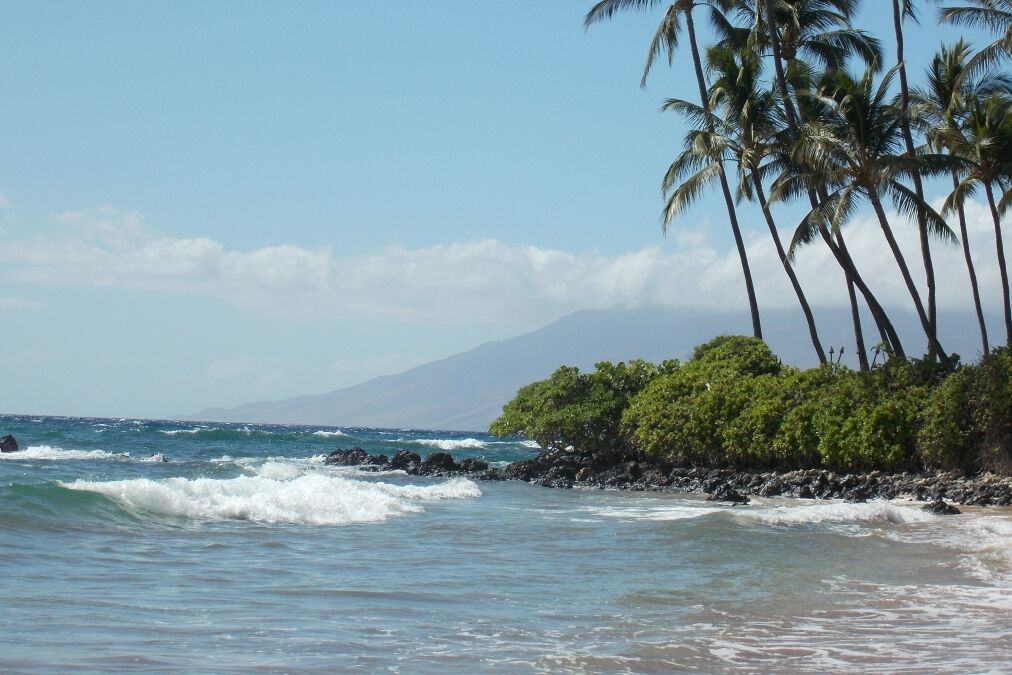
[160,427,220,436]
[587,504,721,522]
[61,474,481,525]
[0,445,127,461]
[737,501,935,527]
[139,453,166,463]
[407,438,488,451]
[312,430,347,438]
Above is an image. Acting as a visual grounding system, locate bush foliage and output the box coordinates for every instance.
[490,336,1011,475]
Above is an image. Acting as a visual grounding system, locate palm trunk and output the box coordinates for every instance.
[762,3,873,365]
[953,171,990,353]
[868,186,950,364]
[763,0,799,135]
[827,227,904,359]
[686,8,762,339]
[984,181,1012,344]
[893,0,939,360]
[753,176,827,363]
[843,266,870,370]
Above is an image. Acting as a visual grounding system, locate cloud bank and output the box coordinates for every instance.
[1,203,1006,323]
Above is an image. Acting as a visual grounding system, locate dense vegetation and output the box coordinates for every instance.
[583,0,1011,368]
[491,337,1012,475]
[492,3,1012,475]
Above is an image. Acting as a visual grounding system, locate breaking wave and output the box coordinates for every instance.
[0,445,128,461]
[61,474,481,525]
[407,438,488,451]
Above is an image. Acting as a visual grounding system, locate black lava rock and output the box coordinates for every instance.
[922,499,961,515]
[707,484,750,504]
[389,450,422,472]
[324,447,369,466]
[458,457,489,473]
[0,434,19,453]
[417,452,458,475]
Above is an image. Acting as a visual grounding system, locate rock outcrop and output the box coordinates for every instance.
[320,445,1012,506]
[0,435,19,453]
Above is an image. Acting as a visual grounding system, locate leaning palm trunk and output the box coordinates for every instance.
[893,0,940,360]
[753,177,826,362]
[686,9,762,339]
[952,171,990,353]
[761,0,874,366]
[868,186,950,360]
[984,182,1012,344]
[826,227,905,359]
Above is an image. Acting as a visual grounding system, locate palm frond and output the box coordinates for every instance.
[661,161,724,232]
[885,180,958,244]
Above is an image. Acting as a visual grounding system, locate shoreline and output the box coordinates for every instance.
[325,446,1012,509]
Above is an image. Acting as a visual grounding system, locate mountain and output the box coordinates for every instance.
[187,306,996,431]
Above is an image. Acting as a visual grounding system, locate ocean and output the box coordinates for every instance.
[1,415,1009,672]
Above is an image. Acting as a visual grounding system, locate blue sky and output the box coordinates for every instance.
[0,1,1004,418]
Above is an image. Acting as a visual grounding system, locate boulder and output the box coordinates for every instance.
[707,484,750,504]
[575,467,593,482]
[458,457,489,473]
[389,450,422,472]
[922,499,961,515]
[417,452,458,475]
[0,434,19,453]
[324,447,369,465]
[757,478,784,497]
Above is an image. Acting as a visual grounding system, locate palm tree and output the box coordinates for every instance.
[892,0,942,360]
[941,92,1012,344]
[748,0,894,366]
[911,40,1010,353]
[661,43,828,361]
[586,0,764,339]
[939,0,1012,77]
[775,68,959,365]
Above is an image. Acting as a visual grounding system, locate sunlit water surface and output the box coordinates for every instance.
[1,416,1009,672]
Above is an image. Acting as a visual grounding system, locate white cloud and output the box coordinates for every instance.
[0,297,41,309]
[0,204,1006,323]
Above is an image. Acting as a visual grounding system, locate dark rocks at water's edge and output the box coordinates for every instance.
[0,434,19,453]
[922,498,961,515]
[321,446,1012,507]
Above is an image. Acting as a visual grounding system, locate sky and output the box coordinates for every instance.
[0,0,1005,418]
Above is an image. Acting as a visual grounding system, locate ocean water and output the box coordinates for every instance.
[1,416,1010,673]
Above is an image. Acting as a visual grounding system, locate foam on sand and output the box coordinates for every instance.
[62,474,481,525]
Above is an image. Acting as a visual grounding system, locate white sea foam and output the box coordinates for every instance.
[408,438,488,451]
[0,445,127,461]
[160,427,218,436]
[587,504,721,522]
[736,501,936,526]
[139,453,166,463]
[62,474,481,525]
[312,430,347,438]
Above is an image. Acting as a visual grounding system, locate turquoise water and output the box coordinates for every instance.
[1,416,1010,672]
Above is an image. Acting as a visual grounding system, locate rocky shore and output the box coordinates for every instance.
[324,446,1012,511]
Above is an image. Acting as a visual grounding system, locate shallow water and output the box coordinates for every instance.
[1,416,1009,672]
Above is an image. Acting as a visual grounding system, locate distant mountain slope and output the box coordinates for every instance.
[188,306,996,431]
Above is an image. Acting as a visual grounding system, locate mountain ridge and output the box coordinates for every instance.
[185,306,997,431]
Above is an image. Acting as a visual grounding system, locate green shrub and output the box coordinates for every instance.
[489,359,676,457]
[491,335,1010,475]
[622,337,782,466]
[919,347,1012,473]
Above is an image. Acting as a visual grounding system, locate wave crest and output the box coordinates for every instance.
[61,474,481,525]
[0,445,126,461]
